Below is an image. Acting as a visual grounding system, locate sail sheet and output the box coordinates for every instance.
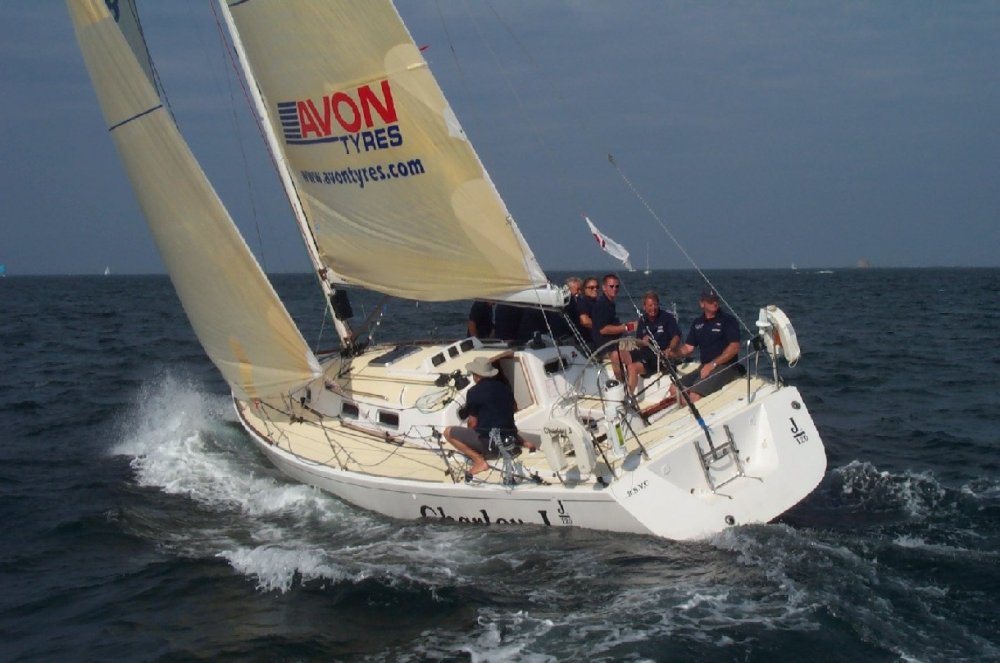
[68,0,321,399]
[222,1,554,303]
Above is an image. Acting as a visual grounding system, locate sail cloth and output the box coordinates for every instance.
[585,216,634,271]
[67,0,321,400]
[222,1,558,305]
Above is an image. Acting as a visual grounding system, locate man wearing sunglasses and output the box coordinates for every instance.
[591,274,638,384]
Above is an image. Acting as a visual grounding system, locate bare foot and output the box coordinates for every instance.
[469,460,490,475]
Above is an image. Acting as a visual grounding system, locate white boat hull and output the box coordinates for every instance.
[237,378,826,541]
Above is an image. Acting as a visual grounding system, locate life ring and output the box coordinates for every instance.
[756,305,801,366]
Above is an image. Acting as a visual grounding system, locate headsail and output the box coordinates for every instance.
[68,0,321,399]
[221,1,561,306]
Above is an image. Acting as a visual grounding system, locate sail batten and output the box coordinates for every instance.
[68,0,320,399]
[223,0,560,305]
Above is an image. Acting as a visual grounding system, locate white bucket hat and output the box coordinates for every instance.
[466,356,498,378]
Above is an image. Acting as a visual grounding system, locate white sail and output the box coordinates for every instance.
[585,216,634,271]
[221,1,560,305]
[68,0,321,400]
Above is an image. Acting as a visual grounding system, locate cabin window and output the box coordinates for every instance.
[377,411,400,428]
[369,345,420,367]
[448,346,460,358]
[544,356,568,374]
[341,402,359,419]
[431,353,446,366]
[459,339,475,352]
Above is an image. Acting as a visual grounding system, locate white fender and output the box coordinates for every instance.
[541,417,595,475]
[756,305,802,365]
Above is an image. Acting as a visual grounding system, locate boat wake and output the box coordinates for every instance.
[107,377,998,659]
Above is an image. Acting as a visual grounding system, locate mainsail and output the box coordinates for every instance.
[221,1,560,305]
[68,0,321,399]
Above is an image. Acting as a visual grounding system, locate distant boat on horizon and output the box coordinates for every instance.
[0,263,6,277]
[643,247,651,275]
[104,266,111,276]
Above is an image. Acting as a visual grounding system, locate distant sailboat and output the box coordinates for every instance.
[103,266,111,276]
[0,263,6,278]
[643,247,651,275]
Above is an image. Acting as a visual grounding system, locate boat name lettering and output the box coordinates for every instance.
[626,480,649,498]
[789,417,809,444]
[278,79,402,148]
[300,157,426,189]
[419,505,529,525]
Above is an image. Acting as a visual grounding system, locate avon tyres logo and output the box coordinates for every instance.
[279,80,403,154]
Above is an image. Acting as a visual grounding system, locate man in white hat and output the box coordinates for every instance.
[443,356,519,475]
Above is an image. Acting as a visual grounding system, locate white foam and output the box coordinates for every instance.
[835,460,947,518]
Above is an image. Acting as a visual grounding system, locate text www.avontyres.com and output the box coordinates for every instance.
[299,158,426,189]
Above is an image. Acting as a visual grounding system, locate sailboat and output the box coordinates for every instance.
[644,247,652,276]
[68,0,826,541]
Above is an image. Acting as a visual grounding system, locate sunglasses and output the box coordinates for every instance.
[607,284,620,289]
[585,285,598,290]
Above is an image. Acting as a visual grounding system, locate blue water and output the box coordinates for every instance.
[1,269,998,662]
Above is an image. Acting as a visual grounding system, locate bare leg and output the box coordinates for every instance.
[443,426,489,474]
[627,361,645,394]
[608,349,624,380]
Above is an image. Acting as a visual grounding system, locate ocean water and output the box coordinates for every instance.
[1,268,998,662]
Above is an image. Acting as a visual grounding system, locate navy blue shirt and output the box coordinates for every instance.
[468,301,493,338]
[577,295,596,323]
[591,295,622,348]
[637,309,681,351]
[493,304,522,341]
[685,310,740,364]
[465,378,516,436]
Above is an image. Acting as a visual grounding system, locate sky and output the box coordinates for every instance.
[2,1,998,276]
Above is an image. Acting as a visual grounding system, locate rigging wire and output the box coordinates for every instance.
[455,2,647,320]
[607,154,753,335]
[206,1,270,271]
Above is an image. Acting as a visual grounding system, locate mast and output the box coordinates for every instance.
[217,0,355,348]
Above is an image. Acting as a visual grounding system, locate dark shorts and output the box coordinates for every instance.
[448,427,518,458]
[679,361,744,397]
[635,346,660,373]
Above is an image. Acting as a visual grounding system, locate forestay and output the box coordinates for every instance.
[68,0,321,399]
[222,0,559,305]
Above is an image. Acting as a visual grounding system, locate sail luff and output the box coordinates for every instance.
[68,0,321,399]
